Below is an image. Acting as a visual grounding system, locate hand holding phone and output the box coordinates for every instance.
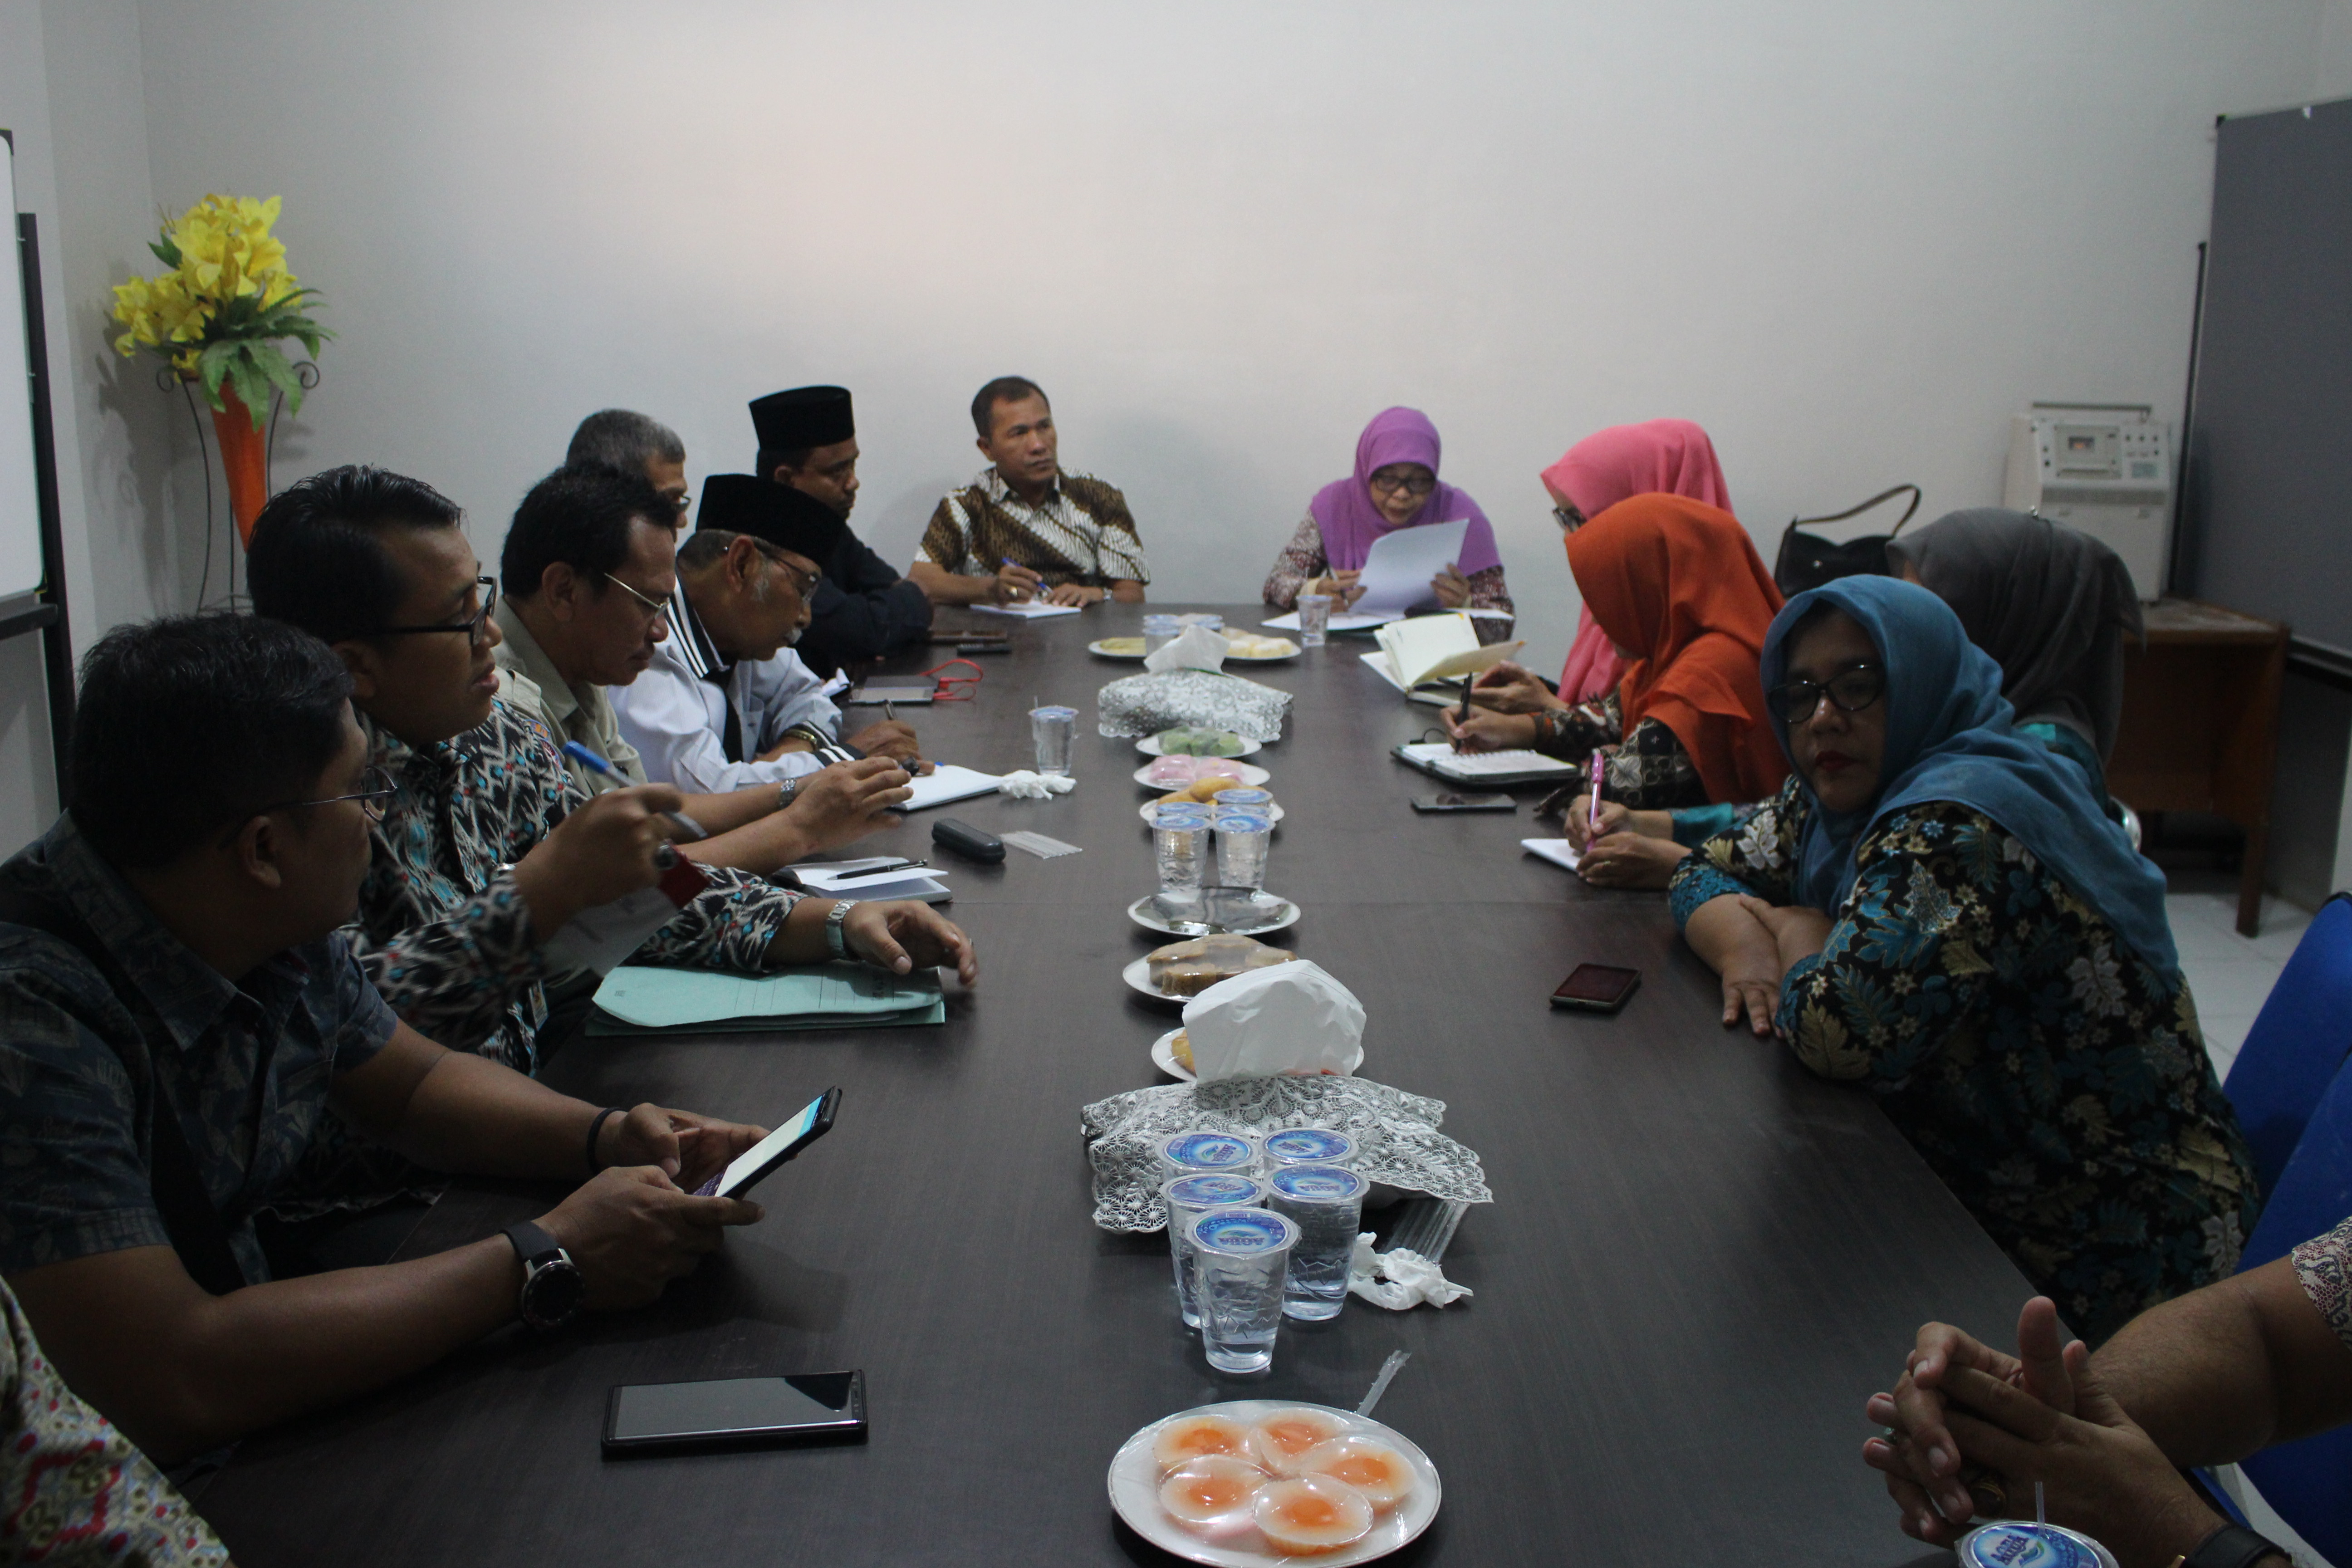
[692,1088,841,1198]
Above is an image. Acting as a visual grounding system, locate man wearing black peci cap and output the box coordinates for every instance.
[611,475,927,798]
[751,385,933,678]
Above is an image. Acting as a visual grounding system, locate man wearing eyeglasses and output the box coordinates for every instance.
[611,475,928,797]
[492,463,915,876]
[249,466,976,1077]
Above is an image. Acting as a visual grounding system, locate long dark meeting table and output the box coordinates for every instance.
[196,603,2020,1566]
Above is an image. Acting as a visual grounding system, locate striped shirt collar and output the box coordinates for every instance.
[665,578,730,681]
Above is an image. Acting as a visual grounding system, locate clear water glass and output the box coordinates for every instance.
[1263,1128,1357,1170]
[1029,705,1077,776]
[1175,613,1225,634]
[1214,812,1273,891]
[1156,1128,1261,1185]
[1187,1207,1299,1372]
[1264,1164,1368,1322]
[1154,807,1212,893]
[1296,593,1332,648]
[1142,613,1180,656]
[1163,1173,1266,1328]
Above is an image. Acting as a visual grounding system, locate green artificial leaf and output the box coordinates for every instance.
[224,348,273,427]
[251,340,305,418]
[195,339,239,410]
[148,233,181,268]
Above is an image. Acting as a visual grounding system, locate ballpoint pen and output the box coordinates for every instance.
[828,858,929,882]
[1589,750,1603,838]
[560,742,708,841]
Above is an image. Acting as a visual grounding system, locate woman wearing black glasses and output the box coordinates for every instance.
[1668,576,2255,1347]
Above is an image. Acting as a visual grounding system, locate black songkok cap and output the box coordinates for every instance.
[750,385,855,451]
[695,474,846,563]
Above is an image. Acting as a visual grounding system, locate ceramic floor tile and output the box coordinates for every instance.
[2181,959,2287,1020]
[2198,1013,2251,1078]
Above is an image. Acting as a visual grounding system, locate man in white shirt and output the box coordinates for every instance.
[612,475,926,798]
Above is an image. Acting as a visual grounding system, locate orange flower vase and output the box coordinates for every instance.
[210,382,269,545]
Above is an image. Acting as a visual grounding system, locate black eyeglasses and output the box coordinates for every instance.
[1553,502,1586,532]
[1367,470,1436,497]
[377,578,499,646]
[1766,666,1886,727]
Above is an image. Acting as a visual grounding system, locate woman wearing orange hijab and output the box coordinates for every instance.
[1446,495,1787,866]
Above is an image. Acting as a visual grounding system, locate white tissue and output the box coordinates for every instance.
[1180,961,1364,1082]
[996,769,1076,799]
[1144,622,1231,675]
[1347,1235,1474,1309]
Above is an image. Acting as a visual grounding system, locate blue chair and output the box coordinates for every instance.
[2224,892,2352,1198]
[2232,1054,2352,1566]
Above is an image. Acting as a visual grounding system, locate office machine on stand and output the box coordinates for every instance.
[2003,402,2175,601]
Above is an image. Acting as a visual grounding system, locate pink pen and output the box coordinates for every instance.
[1589,750,1603,835]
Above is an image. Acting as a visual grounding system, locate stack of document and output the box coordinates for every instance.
[1361,613,1524,703]
[792,857,952,904]
[588,962,946,1036]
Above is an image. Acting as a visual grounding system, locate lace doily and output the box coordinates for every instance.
[1081,1074,1493,1233]
[1096,670,1292,741]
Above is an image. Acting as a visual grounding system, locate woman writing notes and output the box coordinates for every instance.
[1669,577,2254,1343]
[1261,407,1513,637]
[1446,494,1786,874]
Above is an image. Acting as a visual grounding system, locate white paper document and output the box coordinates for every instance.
[1353,519,1470,619]
[1260,609,1397,632]
[970,601,1083,619]
[794,857,955,901]
[1520,838,1583,872]
[890,764,1004,811]
[1395,741,1579,780]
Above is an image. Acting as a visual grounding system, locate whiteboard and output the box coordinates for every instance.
[0,138,46,602]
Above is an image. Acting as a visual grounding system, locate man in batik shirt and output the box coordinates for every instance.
[909,376,1150,608]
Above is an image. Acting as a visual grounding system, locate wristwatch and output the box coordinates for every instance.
[2174,1524,2289,1568]
[825,898,861,960]
[504,1220,585,1331]
[777,776,802,810]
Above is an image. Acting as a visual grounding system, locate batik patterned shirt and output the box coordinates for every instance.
[1668,779,2259,1343]
[352,701,804,1072]
[2293,1215,2352,1352]
[0,1278,228,1565]
[918,467,1150,588]
[0,814,396,1285]
[1525,690,1708,811]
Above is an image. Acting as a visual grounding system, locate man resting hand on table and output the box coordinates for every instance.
[0,616,773,1465]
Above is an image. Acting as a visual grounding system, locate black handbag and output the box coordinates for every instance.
[1772,484,1923,597]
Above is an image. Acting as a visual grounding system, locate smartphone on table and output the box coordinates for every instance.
[693,1088,841,1198]
[603,1370,867,1457]
[1411,792,1516,813]
[1550,964,1642,1013]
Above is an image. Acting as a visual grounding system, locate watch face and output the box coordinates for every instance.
[522,1259,586,1329]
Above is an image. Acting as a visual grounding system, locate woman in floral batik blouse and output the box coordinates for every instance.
[1668,576,2258,1345]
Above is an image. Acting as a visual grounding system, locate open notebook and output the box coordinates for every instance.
[1361,613,1524,699]
[1393,741,1579,786]
[890,764,1003,812]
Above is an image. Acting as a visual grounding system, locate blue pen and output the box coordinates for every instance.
[561,742,706,841]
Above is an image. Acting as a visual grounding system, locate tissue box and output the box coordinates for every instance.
[1098,669,1291,741]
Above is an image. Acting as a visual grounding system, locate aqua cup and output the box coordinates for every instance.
[1162,1172,1267,1329]
[1030,705,1078,777]
[1296,594,1332,648]
[1143,613,1181,657]
[1214,811,1274,891]
[1186,1206,1299,1373]
[1153,807,1213,894]
[1210,788,1272,813]
[1155,1128,1261,1185]
[1265,1164,1368,1321]
[1262,1128,1357,1170]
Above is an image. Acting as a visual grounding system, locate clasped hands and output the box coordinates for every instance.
[1864,1299,2224,1567]
[1301,563,1469,613]
[992,561,1102,607]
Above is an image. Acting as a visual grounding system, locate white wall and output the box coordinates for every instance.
[107,0,2326,680]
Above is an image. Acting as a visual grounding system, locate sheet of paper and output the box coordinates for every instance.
[794,856,955,892]
[592,963,945,1029]
[1352,519,1471,619]
[892,764,1004,811]
[1260,609,1397,632]
[1520,838,1583,872]
[1396,741,1579,779]
[970,601,1083,618]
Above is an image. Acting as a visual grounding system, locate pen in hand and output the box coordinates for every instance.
[560,742,708,841]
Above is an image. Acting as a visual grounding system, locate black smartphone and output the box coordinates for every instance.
[693,1088,840,1198]
[1412,792,1516,813]
[602,1370,867,1457]
[1550,963,1642,1012]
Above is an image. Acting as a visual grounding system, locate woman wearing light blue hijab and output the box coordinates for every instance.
[1667,577,2256,1343]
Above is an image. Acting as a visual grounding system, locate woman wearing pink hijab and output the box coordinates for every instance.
[1263,407,1513,639]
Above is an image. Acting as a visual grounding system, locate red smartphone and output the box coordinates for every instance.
[1550,963,1642,1012]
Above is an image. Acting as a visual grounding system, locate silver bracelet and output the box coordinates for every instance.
[825,898,860,960]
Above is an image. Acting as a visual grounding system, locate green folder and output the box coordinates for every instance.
[587,963,946,1036]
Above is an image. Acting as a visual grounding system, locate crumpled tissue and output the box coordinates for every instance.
[1181,962,1364,1083]
[996,769,1075,799]
[1144,622,1230,674]
[1348,1235,1474,1310]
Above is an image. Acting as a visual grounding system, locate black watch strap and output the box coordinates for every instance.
[504,1220,562,1266]
[2184,1524,2288,1568]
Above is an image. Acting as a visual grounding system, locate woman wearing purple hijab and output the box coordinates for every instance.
[1263,407,1512,637]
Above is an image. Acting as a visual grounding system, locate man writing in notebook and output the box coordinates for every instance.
[613,474,929,794]
[495,461,914,876]
[0,613,767,1463]
[910,376,1151,607]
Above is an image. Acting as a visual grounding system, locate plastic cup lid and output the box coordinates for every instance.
[1164,1173,1264,1210]
[1215,812,1272,831]
[1161,1131,1256,1170]
[1155,805,1212,821]
[1211,789,1272,804]
[1188,1207,1298,1255]
[1030,705,1078,720]
[1264,1128,1355,1164]
[1269,1165,1368,1203]
[1956,1523,2115,1568]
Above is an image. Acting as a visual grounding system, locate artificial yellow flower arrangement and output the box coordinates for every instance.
[109,194,330,428]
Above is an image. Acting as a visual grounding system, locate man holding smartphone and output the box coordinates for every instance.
[0,616,769,1465]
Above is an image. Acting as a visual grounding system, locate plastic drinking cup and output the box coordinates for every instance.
[1214,812,1273,891]
[1262,1128,1357,1170]
[1186,1206,1299,1373]
[1264,1165,1369,1322]
[1156,1128,1261,1184]
[1162,1173,1267,1328]
[1296,594,1332,648]
[1210,788,1272,812]
[1154,808,1213,893]
[1175,613,1225,634]
[1029,705,1078,776]
[1142,613,1180,657]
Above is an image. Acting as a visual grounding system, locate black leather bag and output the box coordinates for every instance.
[1772,485,1923,597]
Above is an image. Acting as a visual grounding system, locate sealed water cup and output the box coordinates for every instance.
[1263,1128,1357,1169]
[1955,1522,2119,1568]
